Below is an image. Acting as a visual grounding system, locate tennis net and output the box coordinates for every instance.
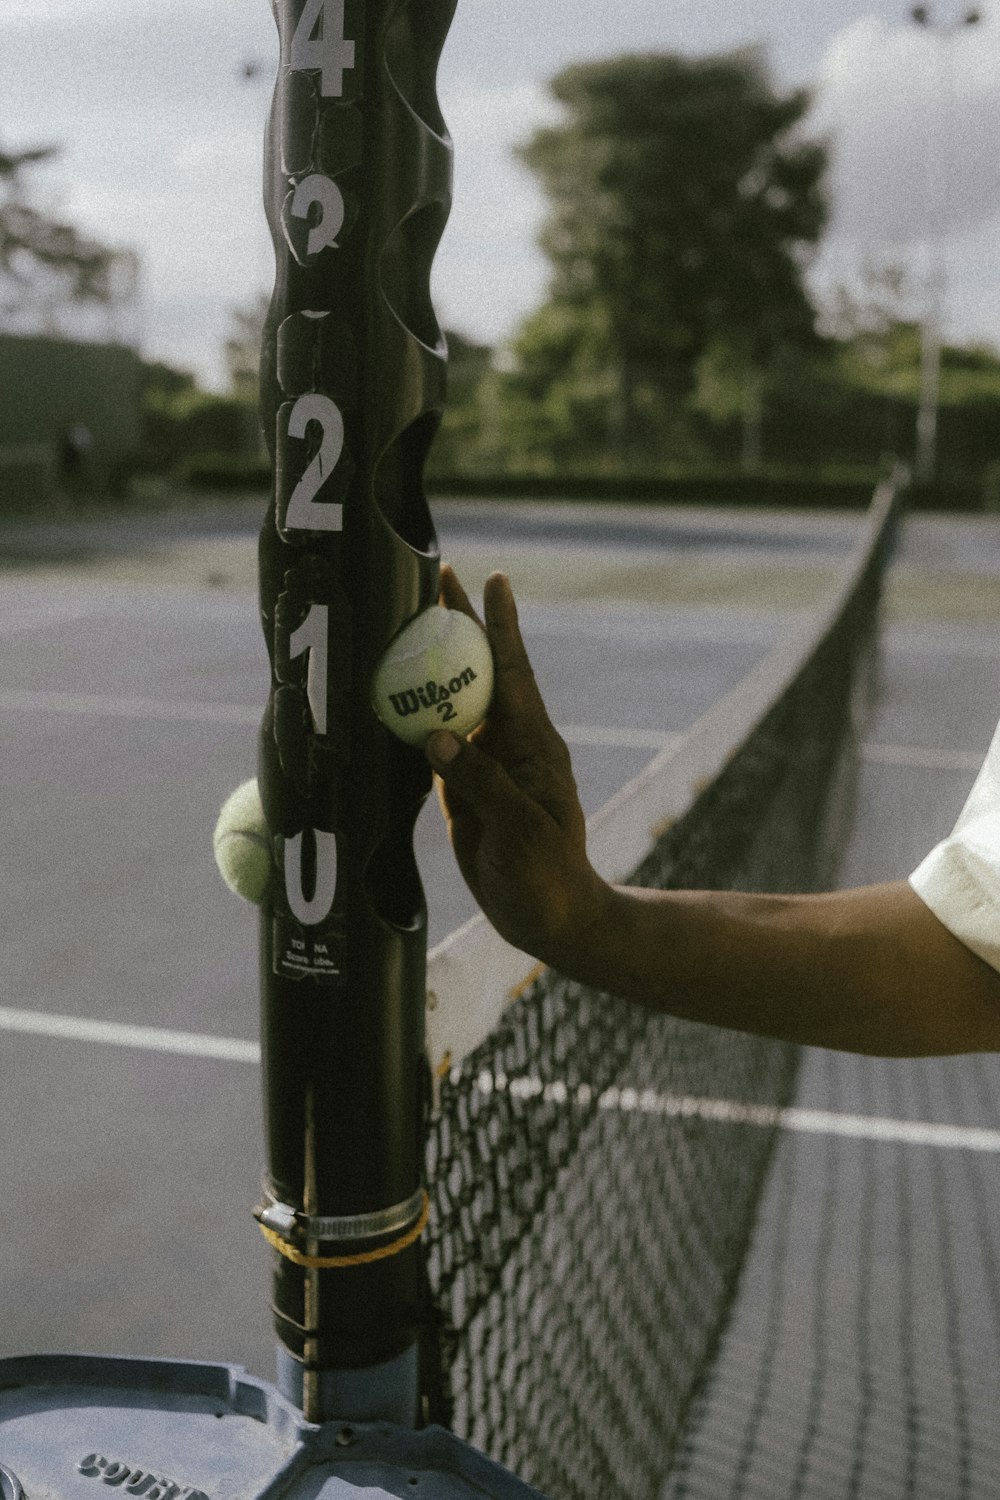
[422,473,905,1499]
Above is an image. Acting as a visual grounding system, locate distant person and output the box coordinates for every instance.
[58,422,93,487]
[426,566,1000,1057]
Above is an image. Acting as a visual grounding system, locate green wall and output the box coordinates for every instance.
[0,333,142,504]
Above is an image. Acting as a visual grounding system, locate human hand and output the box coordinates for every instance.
[425,566,607,966]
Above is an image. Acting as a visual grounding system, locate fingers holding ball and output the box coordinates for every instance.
[371,605,494,746]
[214,603,496,906]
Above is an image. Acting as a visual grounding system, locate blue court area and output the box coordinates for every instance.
[1,501,999,1496]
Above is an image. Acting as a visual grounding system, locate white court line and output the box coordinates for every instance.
[1,1003,996,1155]
[467,1073,1000,1154]
[0,690,676,744]
[0,602,99,637]
[0,691,678,749]
[861,742,985,773]
[518,604,789,647]
[0,1005,260,1064]
[558,724,682,751]
[0,688,984,773]
[0,689,258,725]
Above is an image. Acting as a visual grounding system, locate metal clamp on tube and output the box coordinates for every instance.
[255,1185,429,1261]
[257,0,456,1425]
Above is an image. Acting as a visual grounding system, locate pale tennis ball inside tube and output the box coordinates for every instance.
[371,606,494,745]
[213,777,271,904]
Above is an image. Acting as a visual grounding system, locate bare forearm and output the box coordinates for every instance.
[554,879,1000,1057]
[427,572,1000,1059]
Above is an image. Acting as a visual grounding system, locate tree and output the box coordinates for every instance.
[225,291,270,398]
[517,50,828,455]
[426,329,495,474]
[0,141,125,331]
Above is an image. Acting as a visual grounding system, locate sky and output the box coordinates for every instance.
[3,0,1000,388]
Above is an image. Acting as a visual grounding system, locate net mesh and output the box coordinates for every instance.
[662,1048,1000,1499]
[423,492,899,1500]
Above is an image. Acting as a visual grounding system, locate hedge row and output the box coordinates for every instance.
[175,457,984,513]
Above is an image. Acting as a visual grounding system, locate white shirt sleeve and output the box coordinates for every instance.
[909,720,1000,974]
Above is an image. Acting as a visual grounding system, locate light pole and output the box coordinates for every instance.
[909,5,981,483]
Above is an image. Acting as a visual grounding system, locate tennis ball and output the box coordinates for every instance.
[213,777,271,905]
[371,606,494,746]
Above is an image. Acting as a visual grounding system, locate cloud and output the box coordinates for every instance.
[1,0,133,21]
[811,13,1000,247]
[0,1,275,385]
[64,124,270,385]
[14,2,1000,378]
[806,13,1000,349]
[432,82,559,343]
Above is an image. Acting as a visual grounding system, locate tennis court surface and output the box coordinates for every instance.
[664,518,1000,1498]
[2,493,1000,1497]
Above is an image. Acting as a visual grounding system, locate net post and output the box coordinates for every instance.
[256,0,455,1425]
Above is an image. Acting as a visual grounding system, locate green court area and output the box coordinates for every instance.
[2,499,997,624]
